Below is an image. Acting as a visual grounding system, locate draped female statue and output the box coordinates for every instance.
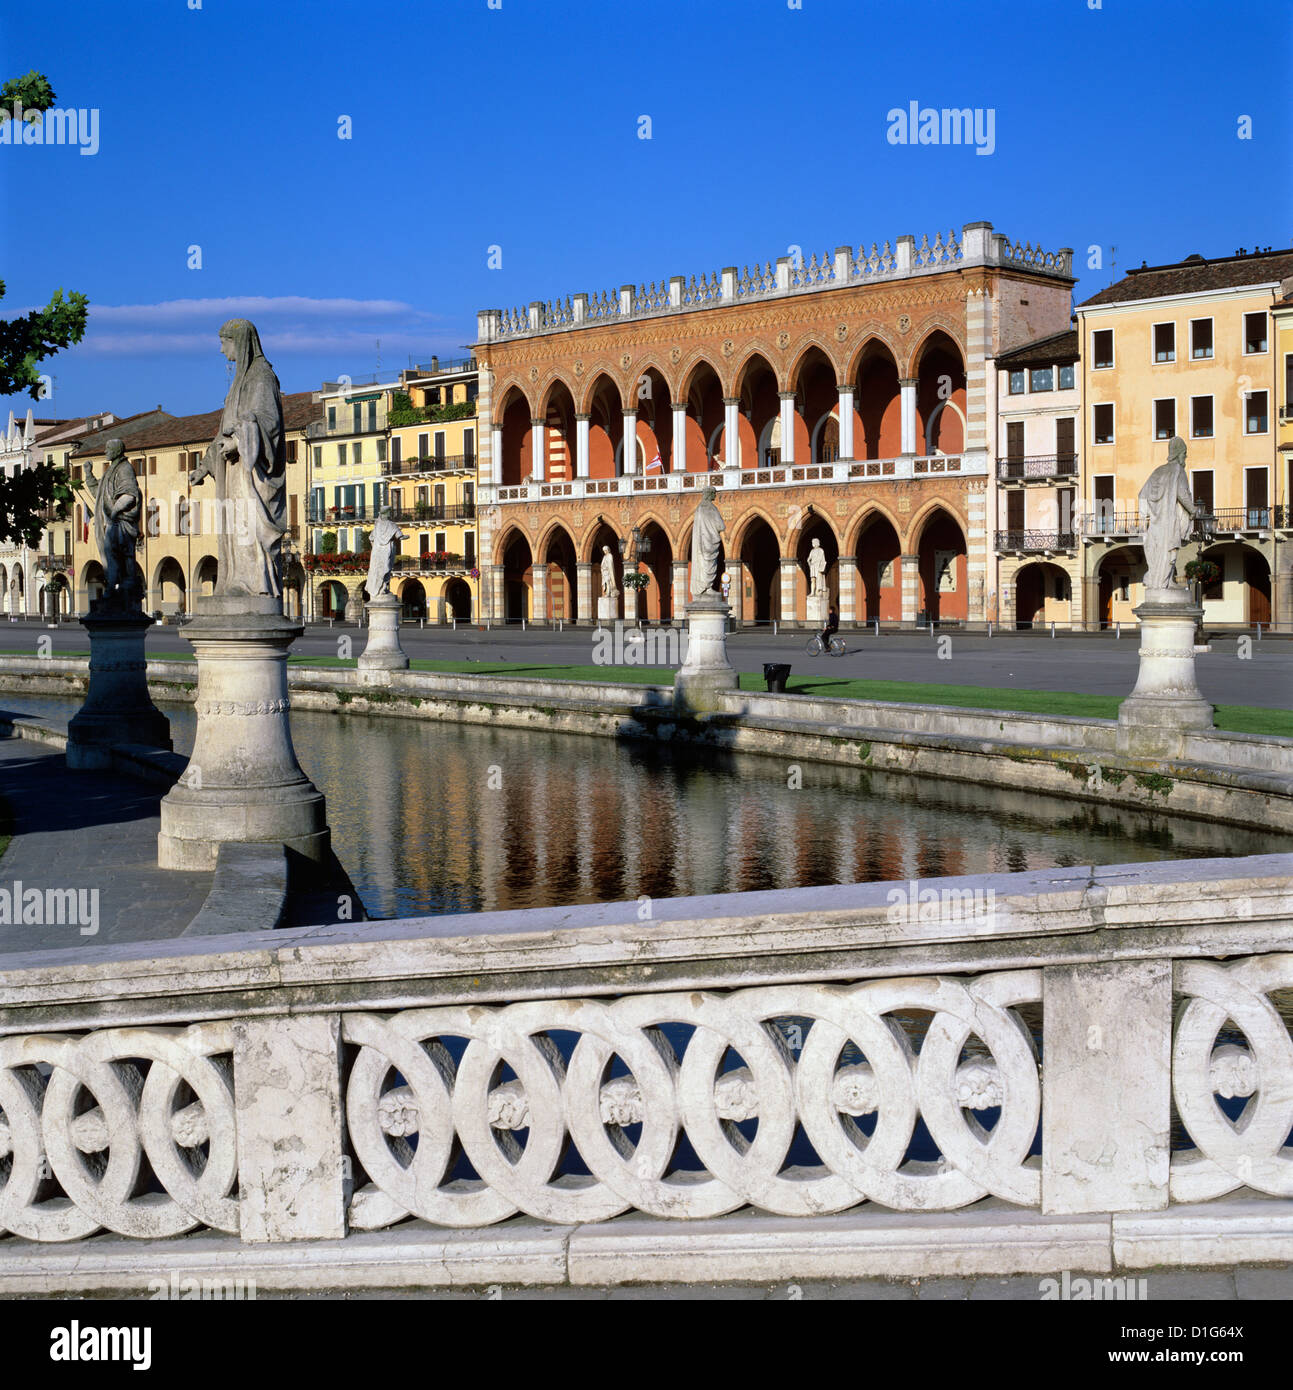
[1138,435,1195,593]
[83,437,142,609]
[189,319,286,600]
[689,487,725,599]
[366,508,406,598]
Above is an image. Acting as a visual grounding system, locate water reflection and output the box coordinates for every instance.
[4,694,1285,922]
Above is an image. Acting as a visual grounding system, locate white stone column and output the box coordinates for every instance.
[621,409,638,475]
[779,557,799,624]
[838,386,855,460]
[490,563,505,622]
[575,414,590,479]
[671,404,687,472]
[900,553,921,624]
[966,484,988,623]
[836,555,860,624]
[530,419,545,482]
[900,378,918,455]
[723,398,741,470]
[779,392,796,465]
[490,424,503,482]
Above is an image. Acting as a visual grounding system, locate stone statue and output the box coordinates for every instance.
[189,319,286,600]
[366,507,406,599]
[600,545,618,597]
[82,439,142,610]
[808,536,827,597]
[689,486,725,599]
[1138,435,1195,593]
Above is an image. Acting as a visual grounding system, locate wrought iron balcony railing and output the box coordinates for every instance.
[996,453,1078,481]
[387,503,476,524]
[307,505,373,524]
[1195,506,1286,532]
[383,454,476,477]
[994,529,1077,553]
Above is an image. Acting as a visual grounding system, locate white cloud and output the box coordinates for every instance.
[89,295,431,325]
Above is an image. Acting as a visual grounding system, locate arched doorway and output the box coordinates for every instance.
[501,530,533,623]
[737,515,780,623]
[735,353,777,470]
[1198,542,1272,625]
[1094,546,1145,629]
[496,386,531,487]
[790,346,838,465]
[585,374,623,480]
[193,554,218,598]
[400,577,426,621]
[283,560,305,620]
[915,508,968,622]
[81,561,105,611]
[444,577,472,622]
[1013,562,1071,629]
[854,339,901,458]
[914,330,967,455]
[319,580,348,620]
[855,513,902,622]
[637,519,674,622]
[153,557,187,615]
[679,359,724,472]
[540,379,577,483]
[542,525,578,624]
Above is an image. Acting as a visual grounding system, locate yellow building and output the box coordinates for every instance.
[382,357,479,624]
[66,392,317,619]
[1271,275,1293,624]
[1076,247,1293,630]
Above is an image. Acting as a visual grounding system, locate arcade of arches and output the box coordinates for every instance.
[489,492,974,626]
[489,334,968,488]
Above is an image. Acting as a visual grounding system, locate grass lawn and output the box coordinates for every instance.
[3,651,1288,738]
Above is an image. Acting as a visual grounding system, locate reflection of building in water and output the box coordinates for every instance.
[279,712,1283,919]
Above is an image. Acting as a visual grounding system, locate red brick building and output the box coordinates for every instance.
[473,222,1074,627]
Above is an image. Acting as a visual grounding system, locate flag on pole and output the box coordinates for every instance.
[646,450,662,473]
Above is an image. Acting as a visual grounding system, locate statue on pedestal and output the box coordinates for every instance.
[808,536,827,597]
[188,319,286,600]
[600,545,618,597]
[82,438,142,610]
[689,486,725,599]
[1138,435,1195,593]
[366,507,406,599]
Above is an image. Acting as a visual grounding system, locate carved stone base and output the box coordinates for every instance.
[597,595,618,624]
[806,593,829,626]
[158,599,329,870]
[1117,596,1214,748]
[67,609,171,769]
[357,594,408,682]
[674,594,738,712]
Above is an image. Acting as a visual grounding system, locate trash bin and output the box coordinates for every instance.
[763,662,791,693]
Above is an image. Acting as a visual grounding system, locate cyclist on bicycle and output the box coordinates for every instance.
[819,603,839,651]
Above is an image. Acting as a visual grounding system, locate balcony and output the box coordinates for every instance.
[392,553,476,577]
[382,454,476,478]
[387,504,476,525]
[1082,511,1143,539]
[308,505,373,525]
[308,414,387,440]
[490,453,984,503]
[36,554,72,573]
[995,530,1076,554]
[996,453,1077,482]
[1196,506,1287,534]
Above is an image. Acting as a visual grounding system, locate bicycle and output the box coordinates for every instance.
[804,633,846,657]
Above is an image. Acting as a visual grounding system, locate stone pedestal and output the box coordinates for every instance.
[66,608,172,769]
[806,592,829,626]
[1117,591,1214,748]
[597,595,618,624]
[158,595,329,870]
[357,593,408,682]
[674,594,737,711]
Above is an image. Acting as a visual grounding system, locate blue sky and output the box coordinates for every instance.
[2,0,1289,420]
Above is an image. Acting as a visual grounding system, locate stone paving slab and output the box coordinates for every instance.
[0,734,211,953]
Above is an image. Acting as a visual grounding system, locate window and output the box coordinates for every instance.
[376,438,387,463]
[351,442,361,464]
[1058,487,1074,532]
[467,380,478,402]
[1286,354,1293,417]
[366,399,377,430]
[427,387,441,406]
[1245,390,1269,434]
[417,432,429,460]
[391,436,402,464]
[463,428,475,464]
[132,458,144,476]
[1058,364,1075,390]
[1153,322,1175,363]
[1006,491,1024,530]
[1244,468,1269,524]
[1092,476,1115,532]
[286,439,297,463]
[1153,399,1176,440]
[464,531,476,566]
[1092,402,1114,443]
[351,402,362,433]
[1191,396,1214,438]
[1092,329,1114,369]
[148,456,157,475]
[1243,311,1268,354]
[434,431,446,463]
[419,533,430,555]
[1008,369,1025,395]
[1191,470,1214,515]
[313,447,322,467]
[1190,318,1213,359]
[1030,367,1053,392]
[435,531,446,554]
[289,494,298,526]
[336,444,346,466]
[327,406,336,430]
[1006,421,1024,459]
[1056,417,1075,467]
